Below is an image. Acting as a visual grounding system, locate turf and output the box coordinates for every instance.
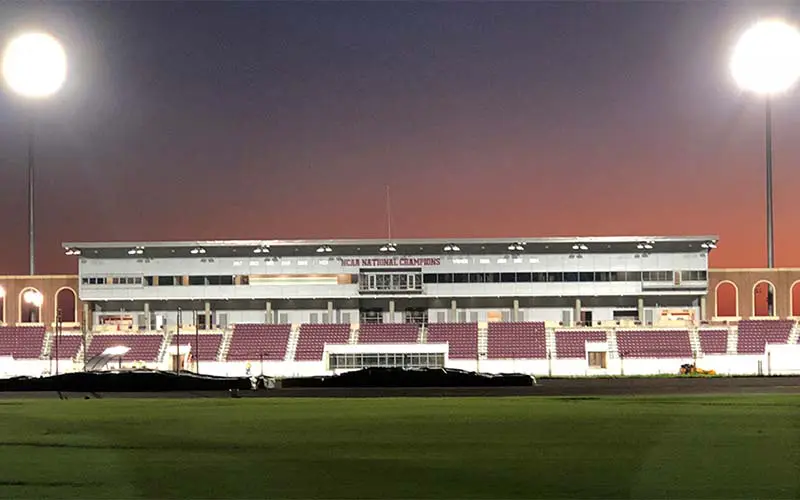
[0,395,799,498]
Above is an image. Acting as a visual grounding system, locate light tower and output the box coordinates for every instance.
[2,32,67,275]
[730,19,800,269]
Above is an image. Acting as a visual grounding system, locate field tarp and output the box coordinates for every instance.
[0,370,252,392]
[280,367,535,388]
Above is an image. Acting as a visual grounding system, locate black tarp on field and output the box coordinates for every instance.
[0,370,252,392]
[281,367,534,388]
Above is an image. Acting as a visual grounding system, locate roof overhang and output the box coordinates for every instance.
[63,235,718,259]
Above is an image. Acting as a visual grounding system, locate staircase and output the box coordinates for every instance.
[75,332,93,365]
[544,327,557,359]
[217,329,234,362]
[284,325,301,362]
[158,331,174,363]
[41,330,54,359]
[348,325,359,344]
[607,330,620,359]
[789,325,800,345]
[726,326,739,354]
[477,324,489,358]
[418,325,427,343]
[689,328,702,357]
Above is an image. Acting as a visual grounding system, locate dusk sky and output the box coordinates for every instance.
[1,1,799,275]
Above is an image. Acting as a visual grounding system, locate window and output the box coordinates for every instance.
[158,276,174,286]
[579,272,594,282]
[423,273,438,284]
[564,272,579,282]
[359,272,423,293]
[643,271,671,282]
[548,272,564,282]
[469,273,485,283]
[189,276,206,286]
[588,352,607,369]
[680,270,708,281]
[240,275,250,285]
[500,273,516,283]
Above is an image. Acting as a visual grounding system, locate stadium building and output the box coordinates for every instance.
[1,234,800,378]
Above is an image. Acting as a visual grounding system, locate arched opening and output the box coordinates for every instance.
[791,281,800,318]
[752,280,776,317]
[18,288,43,324]
[55,287,77,323]
[715,281,738,317]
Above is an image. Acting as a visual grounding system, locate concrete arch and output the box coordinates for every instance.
[752,280,776,317]
[790,280,800,318]
[54,287,77,323]
[714,280,739,317]
[18,287,43,324]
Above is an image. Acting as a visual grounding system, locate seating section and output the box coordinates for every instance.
[555,330,607,359]
[52,334,83,360]
[0,326,46,359]
[616,330,692,358]
[487,322,546,359]
[295,324,350,361]
[227,324,291,361]
[171,334,222,361]
[87,334,163,362]
[358,323,419,344]
[737,320,793,354]
[427,323,478,359]
[699,329,728,355]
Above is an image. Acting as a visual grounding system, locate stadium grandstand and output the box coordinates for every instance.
[0,235,800,377]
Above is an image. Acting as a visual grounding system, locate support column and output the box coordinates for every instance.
[574,298,582,326]
[637,297,645,324]
[699,296,707,324]
[204,301,211,329]
[143,302,150,332]
[83,302,90,332]
[388,300,395,323]
[265,301,272,324]
[512,299,520,322]
[327,301,334,324]
[450,300,458,323]
[93,303,102,331]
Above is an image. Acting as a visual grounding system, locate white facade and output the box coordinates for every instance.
[63,236,715,329]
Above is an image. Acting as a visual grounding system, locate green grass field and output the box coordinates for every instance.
[1,395,799,498]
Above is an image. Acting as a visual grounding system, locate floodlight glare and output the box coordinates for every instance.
[2,32,67,99]
[23,290,43,307]
[731,19,800,95]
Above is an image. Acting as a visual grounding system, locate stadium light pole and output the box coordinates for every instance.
[1,32,67,275]
[731,19,800,269]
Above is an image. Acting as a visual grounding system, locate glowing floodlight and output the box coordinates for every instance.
[731,19,800,95]
[23,290,43,307]
[2,32,67,99]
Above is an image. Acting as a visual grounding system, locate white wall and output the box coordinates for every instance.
[1,352,791,379]
[78,251,709,301]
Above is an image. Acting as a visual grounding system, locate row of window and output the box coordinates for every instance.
[420,270,706,284]
[83,275,249,286]
[329,353,445,370]
[82,270,707,287]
